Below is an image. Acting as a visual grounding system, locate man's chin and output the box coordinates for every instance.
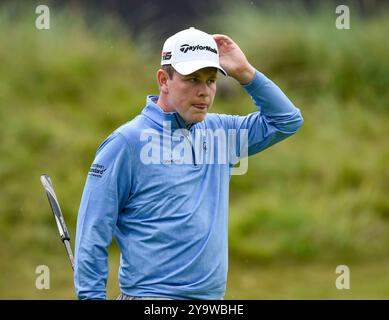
[190,114,207,124]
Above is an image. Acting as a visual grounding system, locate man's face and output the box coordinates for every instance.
[166,67,217,124]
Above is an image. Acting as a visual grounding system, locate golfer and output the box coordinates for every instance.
[74,27,303,300]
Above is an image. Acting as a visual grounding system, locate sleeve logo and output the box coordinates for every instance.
[88,163,107,178]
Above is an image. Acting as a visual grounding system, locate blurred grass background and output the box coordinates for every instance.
[0,1,388,299]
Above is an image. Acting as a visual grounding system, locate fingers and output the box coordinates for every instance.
[213,34,231,41]
[213,34,235,48]
[213,34,231,42]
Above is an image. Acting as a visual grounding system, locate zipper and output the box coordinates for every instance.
[174,113,197,166]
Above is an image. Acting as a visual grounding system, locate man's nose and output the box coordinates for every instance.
[197,82,210,97]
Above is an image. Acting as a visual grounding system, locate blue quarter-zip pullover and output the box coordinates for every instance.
[74,70,303,299]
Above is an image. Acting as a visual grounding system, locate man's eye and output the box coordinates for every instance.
[188,78,197,82]
[208,79,216,84]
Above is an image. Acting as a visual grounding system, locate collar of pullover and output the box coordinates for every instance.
[142,95,195,131]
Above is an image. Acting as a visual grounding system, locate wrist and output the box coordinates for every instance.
[235,64,256,85]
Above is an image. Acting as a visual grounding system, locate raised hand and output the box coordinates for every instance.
[213,34,255,84]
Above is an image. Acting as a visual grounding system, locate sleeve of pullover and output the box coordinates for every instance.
[74,132,132,300]
[222,70,303,161]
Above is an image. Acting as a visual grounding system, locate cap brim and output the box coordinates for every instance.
[172,60,227,76]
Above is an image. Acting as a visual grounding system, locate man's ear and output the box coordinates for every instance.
[156,69,169,94]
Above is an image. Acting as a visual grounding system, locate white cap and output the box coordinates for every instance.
[161,27,227,76]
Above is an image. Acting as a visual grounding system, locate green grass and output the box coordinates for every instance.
[4,250,389,299]
[226,258,389,299]
[0,4,388,299]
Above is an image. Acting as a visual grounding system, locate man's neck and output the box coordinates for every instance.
[155,96,192,127]
[156,97,173,113]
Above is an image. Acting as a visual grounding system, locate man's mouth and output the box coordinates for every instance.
[192,104,208,110]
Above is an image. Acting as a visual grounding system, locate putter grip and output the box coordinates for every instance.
[40,174,70,241]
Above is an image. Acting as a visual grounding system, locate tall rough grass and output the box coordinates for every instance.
[211,4,389,263]
[0,3,388,298]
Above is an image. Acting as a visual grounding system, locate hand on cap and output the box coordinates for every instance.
[213,34,255,85]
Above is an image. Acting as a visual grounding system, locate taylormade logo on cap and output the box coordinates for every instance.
[179,44,218,54]
[161,27,227,76]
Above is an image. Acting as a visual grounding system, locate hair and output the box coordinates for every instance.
[161,64,175,79]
